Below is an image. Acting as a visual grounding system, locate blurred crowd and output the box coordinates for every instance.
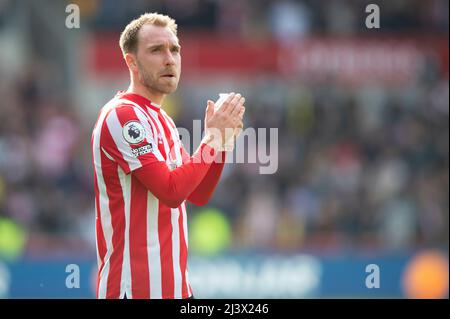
[0,62,94,257]
[212,76,449,253]
[0,0,448,259]
[85,0,448,36]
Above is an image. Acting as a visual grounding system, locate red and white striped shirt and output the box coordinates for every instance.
[92,91,224,299]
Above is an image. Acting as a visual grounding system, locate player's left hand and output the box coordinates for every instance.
[225,103,245,152]
[234,106,245,138]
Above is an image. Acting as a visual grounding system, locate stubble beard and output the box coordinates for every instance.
[137,60,178,95]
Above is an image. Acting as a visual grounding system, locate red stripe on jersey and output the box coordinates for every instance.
[101,125,125,298]
[145,109,167,161]
[114,104,140,127]
[160,113,182,169]
[161,111,176,130]
[158,203,174,298]
[161,112,184,167]
[129,175,150,299]
[158,112,176,159]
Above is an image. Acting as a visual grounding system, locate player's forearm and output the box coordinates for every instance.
[188,151,226,206]
[133,142,219,208]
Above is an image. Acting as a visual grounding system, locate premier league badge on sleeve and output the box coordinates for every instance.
[123,121,146,144]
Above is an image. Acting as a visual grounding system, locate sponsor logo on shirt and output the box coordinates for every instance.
[131,143,153,157]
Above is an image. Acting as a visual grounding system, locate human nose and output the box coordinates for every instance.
[164,49,176,66]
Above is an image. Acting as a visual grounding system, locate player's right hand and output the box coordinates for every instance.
[203,93,246,149]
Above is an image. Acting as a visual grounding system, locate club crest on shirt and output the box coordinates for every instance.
[123,121,146,144]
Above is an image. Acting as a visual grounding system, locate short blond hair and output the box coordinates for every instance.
[119,12,178,55]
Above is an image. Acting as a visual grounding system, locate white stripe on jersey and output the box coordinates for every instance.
[147,192,162,298]
[94,200,101,269]
[93,109,114,299]
[118,166,132,299]
[170,207,182,299]
[181,203,189,249]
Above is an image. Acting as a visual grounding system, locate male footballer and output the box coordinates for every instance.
[91,12,245,299]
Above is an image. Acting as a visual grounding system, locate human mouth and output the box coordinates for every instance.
[161,72,176,78]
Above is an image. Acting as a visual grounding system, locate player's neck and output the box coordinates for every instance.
[127,81,165,106]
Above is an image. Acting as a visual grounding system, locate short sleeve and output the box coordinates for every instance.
[100,104,165,174]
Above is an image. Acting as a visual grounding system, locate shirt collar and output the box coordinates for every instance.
[117,91,161,112]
